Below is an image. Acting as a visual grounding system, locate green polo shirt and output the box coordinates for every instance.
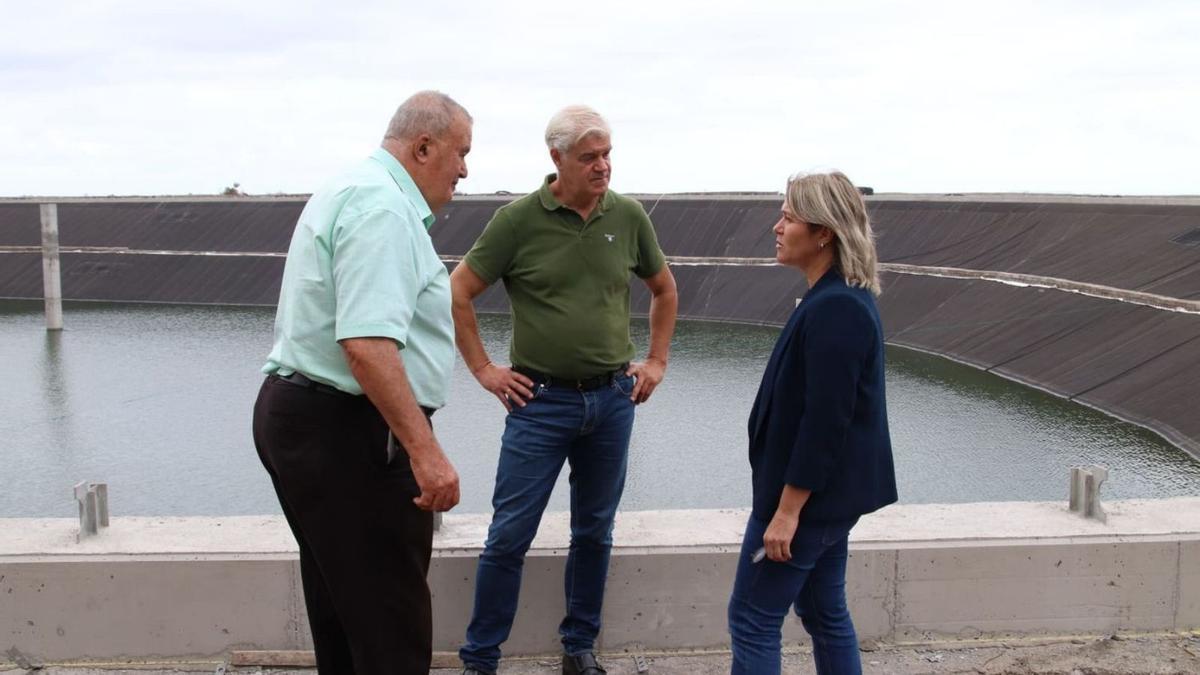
[463,174,666,379]
[263,148,455,407]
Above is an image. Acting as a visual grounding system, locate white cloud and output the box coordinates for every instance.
[1,0,1197,195]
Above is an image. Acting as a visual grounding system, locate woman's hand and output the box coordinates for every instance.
[763,511,800,562]
[763,485,812,562]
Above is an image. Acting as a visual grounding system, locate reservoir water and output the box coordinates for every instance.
[3,300,1198,518]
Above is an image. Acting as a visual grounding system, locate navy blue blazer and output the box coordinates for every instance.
[747,268,898,523]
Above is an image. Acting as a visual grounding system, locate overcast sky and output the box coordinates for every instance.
[3,0,1197,197]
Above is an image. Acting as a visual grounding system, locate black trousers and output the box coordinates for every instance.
[252,375,434,675]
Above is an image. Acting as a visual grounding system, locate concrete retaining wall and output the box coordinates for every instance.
[3,500,1198,663]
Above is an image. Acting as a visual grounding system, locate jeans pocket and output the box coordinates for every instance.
[612,373,635,398]
[507,383,547,419]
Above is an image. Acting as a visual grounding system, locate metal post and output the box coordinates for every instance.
[74,481,110,541]
[1068,466,1085,512]
[40,203,63,330]
[1068,465,1108,523]
[75,481,98,537]
[1084,465,1108,523]
[95,483,110,527]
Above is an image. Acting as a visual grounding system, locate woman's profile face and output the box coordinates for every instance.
[773,201,825,270]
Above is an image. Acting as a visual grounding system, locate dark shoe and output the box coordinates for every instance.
[563,651,607,675]
[462,667,495,675]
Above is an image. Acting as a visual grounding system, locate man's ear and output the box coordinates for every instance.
[412,133,434,164]
[549,147,562,169]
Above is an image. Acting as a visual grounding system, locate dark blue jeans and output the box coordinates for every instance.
[460,373,636,672]
[727,514,861,675]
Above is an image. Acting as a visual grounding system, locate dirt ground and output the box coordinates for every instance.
[5,632,1200,674]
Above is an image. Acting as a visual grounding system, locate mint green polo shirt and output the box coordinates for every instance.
[263,148,455,407]
[463,174,666,379]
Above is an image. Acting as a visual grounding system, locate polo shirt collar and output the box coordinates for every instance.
[370,148,435,229]
[537,173,615,216]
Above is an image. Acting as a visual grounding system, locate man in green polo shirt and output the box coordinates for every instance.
[252,91,469,675]
[453,105,679,675]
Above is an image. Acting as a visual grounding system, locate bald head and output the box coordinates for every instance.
[380,91,473,215]
[383,90,472,142]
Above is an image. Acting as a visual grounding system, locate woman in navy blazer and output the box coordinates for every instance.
[727,171,897,675]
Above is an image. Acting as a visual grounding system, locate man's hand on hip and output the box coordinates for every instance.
[474,362,536,412]
[410,447,461,512]
[626,357,666,404]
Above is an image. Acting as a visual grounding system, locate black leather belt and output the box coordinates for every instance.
[513,364,628,391]
[274,371,436,417]
[274,371,353,397]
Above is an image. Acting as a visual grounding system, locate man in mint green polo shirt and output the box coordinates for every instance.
[252,91,470,675]
[453,105,679,675]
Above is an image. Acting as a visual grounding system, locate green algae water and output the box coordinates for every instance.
[2,300,1198,518]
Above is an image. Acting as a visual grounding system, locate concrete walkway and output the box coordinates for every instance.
[5,633,1199,674]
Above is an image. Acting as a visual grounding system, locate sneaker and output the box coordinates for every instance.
[461,667,496,675]
[562,651,607,675]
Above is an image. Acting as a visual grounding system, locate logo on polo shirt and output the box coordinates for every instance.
[604,233,615,242]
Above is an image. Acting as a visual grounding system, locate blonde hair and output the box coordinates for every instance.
[785,171,881,295]
[544,105,611,153]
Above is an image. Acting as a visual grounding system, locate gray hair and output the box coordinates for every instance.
[383,90,471,142]
[544,105,611,153]
[785,171,881,295]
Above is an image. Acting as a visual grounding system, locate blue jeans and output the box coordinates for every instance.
[727,514,861,675]
[460,373,636,672]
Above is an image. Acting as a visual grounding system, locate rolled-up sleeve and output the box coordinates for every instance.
[331,208,420,348]
[785,295,875,491]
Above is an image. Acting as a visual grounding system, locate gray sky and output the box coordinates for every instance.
[3,0,1197,196]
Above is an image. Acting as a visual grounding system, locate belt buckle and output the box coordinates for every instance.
[577,372,608,391]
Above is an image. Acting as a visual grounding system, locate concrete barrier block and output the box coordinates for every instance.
[1178,540,1200,630]
[507,553,572,655]
[894,541,1177,640]
[3,508,1197,662]
[428,551,566,657]
[2,557,299,662]
[597,546,897,652]
[429,554,475,652]
[779,547,897,647]
[600,550,739,651]
[288,559,314,650]
[843,547,896,640]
